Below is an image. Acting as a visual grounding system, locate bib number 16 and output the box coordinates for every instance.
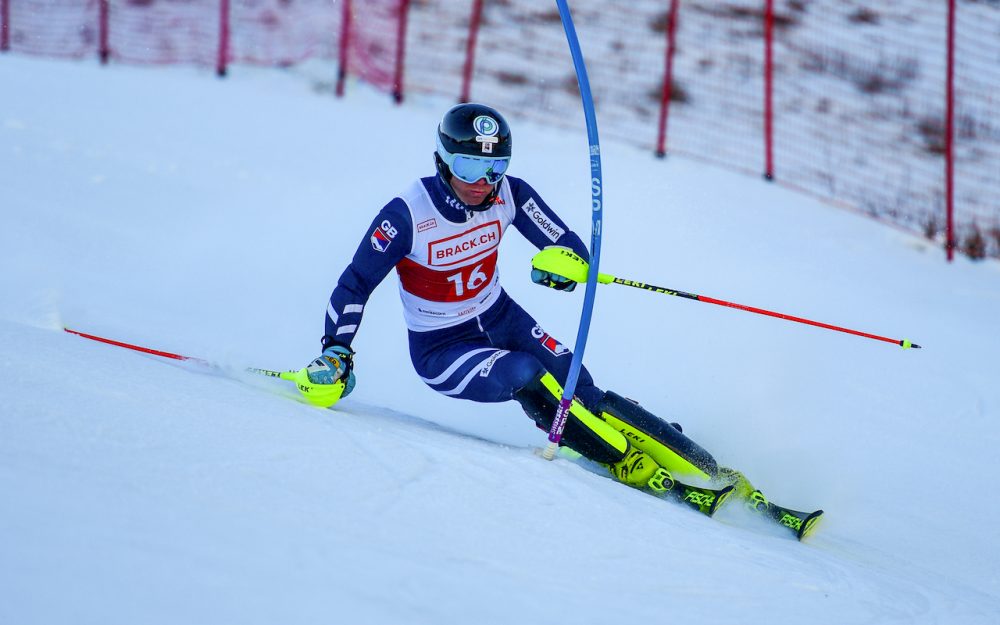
[446,263,488,297]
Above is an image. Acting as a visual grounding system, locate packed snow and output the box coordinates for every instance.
[2,55,999,624]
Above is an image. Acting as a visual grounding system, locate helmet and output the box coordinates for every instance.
[437,103,512,161]
[435,103,512,208]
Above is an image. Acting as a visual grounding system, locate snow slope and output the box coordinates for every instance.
[2,56,999,624]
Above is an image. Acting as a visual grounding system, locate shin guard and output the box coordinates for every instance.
[513,373,628,465]
[595,391,719,481]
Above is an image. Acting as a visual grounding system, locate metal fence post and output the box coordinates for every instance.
[217,0,230,77]
[1,0,10,52]
[459,0,484,103]
[99,0,110,63]
[336,0,352,97]
[655,0,681,158]
[945,0,956,261]
[763,0,774,180]
[392,0,411,104]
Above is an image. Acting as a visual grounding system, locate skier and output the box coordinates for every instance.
[296,103,767,513]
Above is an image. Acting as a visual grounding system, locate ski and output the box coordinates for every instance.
[715,468,823,540]
[747,490,824,541]
[677,482,734,517]
[63,326,817,534]
[651,470,734,517]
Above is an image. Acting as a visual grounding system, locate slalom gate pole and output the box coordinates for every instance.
[596,274,921,349]
[542,0,604,461]
[63,327,298,379]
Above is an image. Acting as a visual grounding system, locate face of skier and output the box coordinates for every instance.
[450,176,495,206]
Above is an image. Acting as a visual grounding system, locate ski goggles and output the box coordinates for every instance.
[441,151,510,184]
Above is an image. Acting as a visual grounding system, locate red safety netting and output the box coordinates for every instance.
[229,0,340,65]
[408,0,1000,258]
[107,1,218,66]
[952,1,1000,255]
[4,0,998,258]
[5,0,100,59]
[770,2,950,234]
[3,0,341,65]
[343,0,400,97]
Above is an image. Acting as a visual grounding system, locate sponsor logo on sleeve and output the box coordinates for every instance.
[521,198,565,243]
[370,219,398,253]
[531,324,569,357]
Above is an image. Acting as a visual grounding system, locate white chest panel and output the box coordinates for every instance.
[396,179,516,331]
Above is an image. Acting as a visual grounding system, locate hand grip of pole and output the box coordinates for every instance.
[531,247,614,285]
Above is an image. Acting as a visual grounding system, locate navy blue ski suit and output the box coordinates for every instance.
[322,174,604,408]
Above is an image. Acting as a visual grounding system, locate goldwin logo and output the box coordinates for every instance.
[479,350,509,377]
[521,198,564,243]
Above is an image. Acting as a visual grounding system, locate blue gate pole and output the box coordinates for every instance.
[542,0,604,460]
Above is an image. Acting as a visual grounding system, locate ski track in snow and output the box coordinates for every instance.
[2,55,1000,624]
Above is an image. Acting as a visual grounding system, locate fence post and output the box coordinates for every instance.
[1,0,10,52]
[460,0,484,103]
[762,0,774,180]
[655,0,681,158]
[217,0,230,77]
[336,0,352,97]
[392,0,411,104]
[99,0,110,63]
[945,0,956,261]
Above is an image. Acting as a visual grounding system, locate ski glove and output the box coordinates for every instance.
[306,345,356,398]
[531,246,590,293]
[531,268,577,292]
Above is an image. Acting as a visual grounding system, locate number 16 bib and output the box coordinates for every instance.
[395,178,516,331]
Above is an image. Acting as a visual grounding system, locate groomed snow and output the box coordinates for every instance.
[2,55,999,624]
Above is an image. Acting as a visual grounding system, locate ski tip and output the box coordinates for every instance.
[796,509,824,541]
[708,484,736,517]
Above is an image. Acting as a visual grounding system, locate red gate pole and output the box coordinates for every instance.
[762,0,774,180]
[655,0,681,158]
[459,0,484,103]
[1,0,10,52]
[945,0,956,261]
[336,0,352,97]
[392,0,412,104]
[98,0,110,64]
[217,0,230,77]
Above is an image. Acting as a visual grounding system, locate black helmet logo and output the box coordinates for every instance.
[473,115,500,154]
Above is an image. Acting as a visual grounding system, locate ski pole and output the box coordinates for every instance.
[531,248,921,349]
[63,327,298,379]
[603,277,920,348]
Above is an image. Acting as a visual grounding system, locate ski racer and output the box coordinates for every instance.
[298,103,748,503]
